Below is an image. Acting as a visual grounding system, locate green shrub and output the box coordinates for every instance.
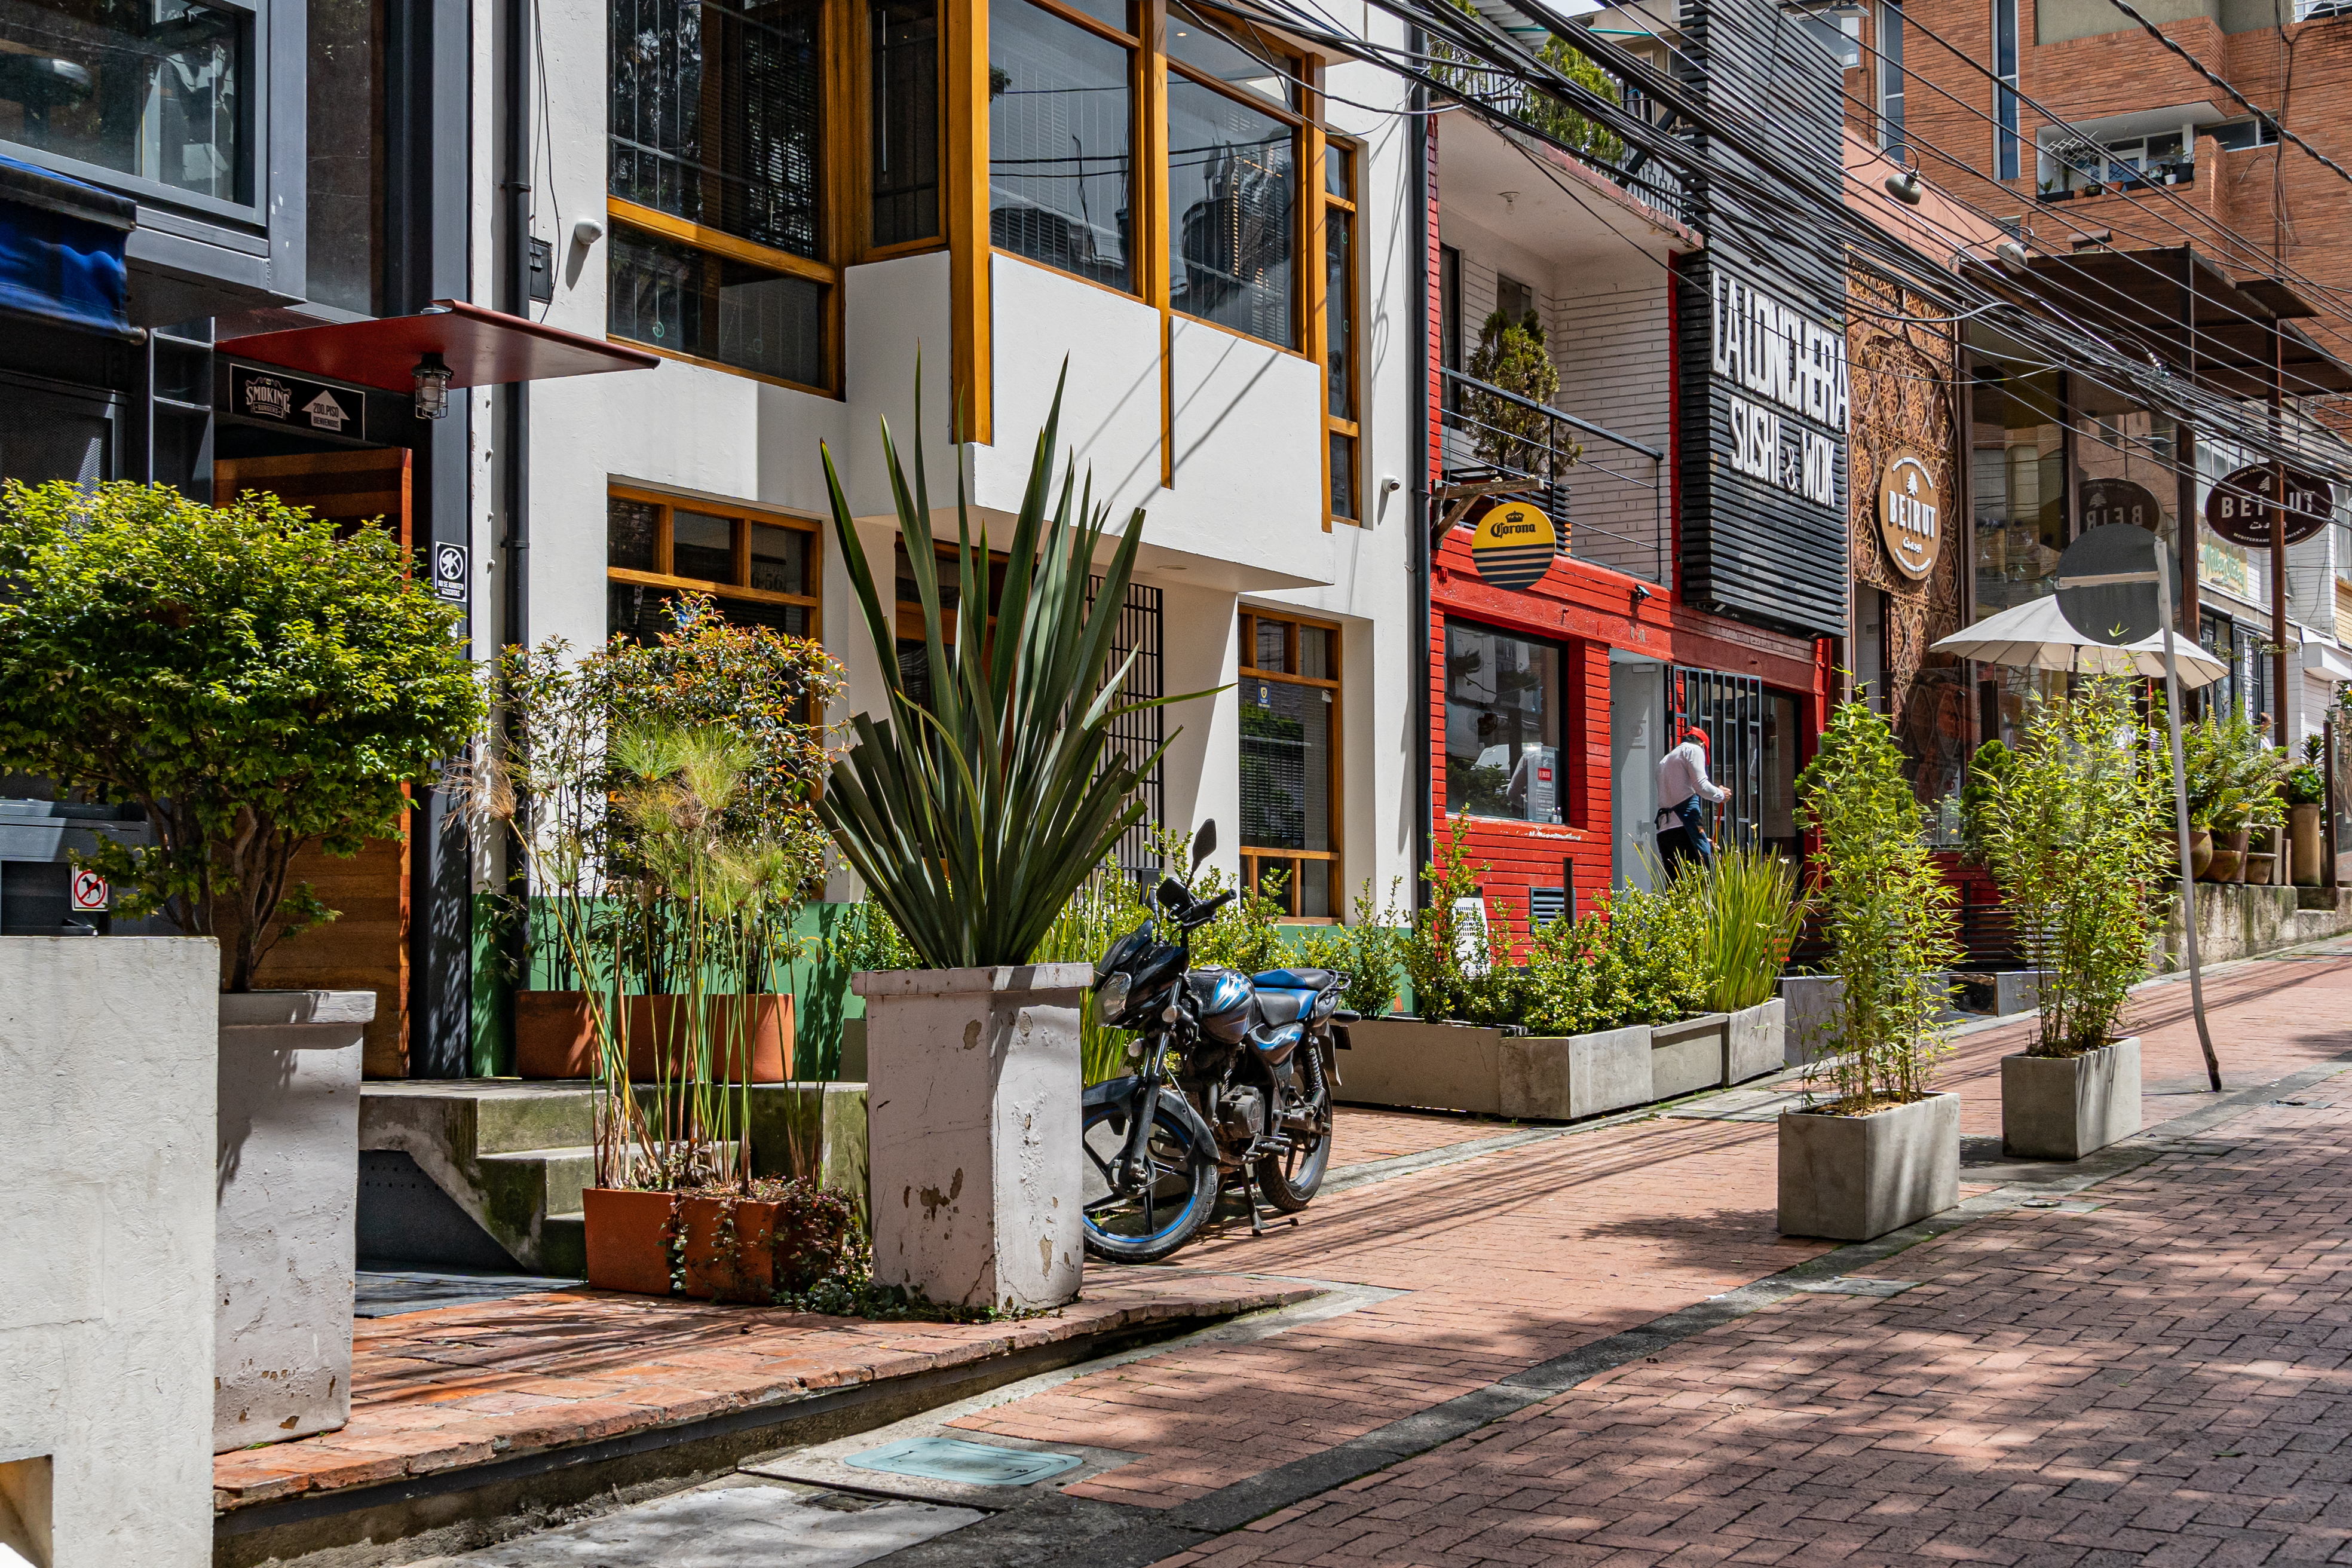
[1958,739,2010,866]
[1667,845,1803,1013]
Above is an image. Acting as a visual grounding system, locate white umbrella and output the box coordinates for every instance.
[1931,594,2227,687]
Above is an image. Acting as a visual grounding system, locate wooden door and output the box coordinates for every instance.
[213,449,416,1078]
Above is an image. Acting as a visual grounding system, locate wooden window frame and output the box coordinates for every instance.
[984,0,1145,298]
[607,485,825,641]
[605,0,857,396]
[856,0,951,259]
[1320,133,1358,529]
[1238,608,1342,923]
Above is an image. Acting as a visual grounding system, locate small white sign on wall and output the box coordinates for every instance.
[1451,896,1489,977]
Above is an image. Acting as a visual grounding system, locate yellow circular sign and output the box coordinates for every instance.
[1469,501,1559,590]
[1878,450,1942,581]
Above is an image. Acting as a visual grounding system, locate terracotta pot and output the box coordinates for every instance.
[2292,803,2325,885]
[582,1187,679,1296]
[2246,851,2277,886]
[625,993,794,1083]
[2212,828,2250,883]
[2188,828,2213,880]
[514,990,599,1079]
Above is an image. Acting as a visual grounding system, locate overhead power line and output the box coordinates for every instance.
[2097,0,2352,192]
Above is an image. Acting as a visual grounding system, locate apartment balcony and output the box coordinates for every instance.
[1426,38,1686,222]
[1439,368,1669,586]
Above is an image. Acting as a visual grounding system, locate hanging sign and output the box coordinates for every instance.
[1469,500,1559,590]
[2078,477,2163,532]
[227,365,366,441]
[1876,449,1942,580]
[2205,464,2334,548]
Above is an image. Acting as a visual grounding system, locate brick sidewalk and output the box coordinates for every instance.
[948,954,2352,1521]
[1163,1095,2352,1566]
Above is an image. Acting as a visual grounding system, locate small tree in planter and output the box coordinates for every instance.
[1783,700,1964,1241]
[1983,678,2168,1159]
[0,479,480,987]
[816,366,1180,1310]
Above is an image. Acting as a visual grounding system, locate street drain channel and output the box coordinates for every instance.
[843,1438,1083,1488]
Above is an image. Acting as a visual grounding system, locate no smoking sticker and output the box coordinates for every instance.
[71,869,108,911]
[433,542,468,605]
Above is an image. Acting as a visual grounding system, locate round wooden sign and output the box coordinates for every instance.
[2078,476,2163,533]
[2205,464,2334,547]
[1876,449,1942,581]
[1470,500,1560,590]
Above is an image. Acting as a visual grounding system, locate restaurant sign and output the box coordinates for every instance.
[1712,272,1848,513]
[1877,449,1941,580]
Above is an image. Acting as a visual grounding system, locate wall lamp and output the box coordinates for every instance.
[412,352,453,420]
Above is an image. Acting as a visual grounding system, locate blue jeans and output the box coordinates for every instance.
[1658,795,1714,874]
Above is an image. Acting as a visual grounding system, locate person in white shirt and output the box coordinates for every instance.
[1655,724,1728,872]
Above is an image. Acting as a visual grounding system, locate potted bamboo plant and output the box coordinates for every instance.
[816,366,1179,1312]
[1780,700,1964,1242]
[1982,677,2166,1160]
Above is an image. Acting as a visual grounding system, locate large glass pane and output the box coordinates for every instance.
[1443,620,1563,824]
[1239,673,1332,855]
[749,520,808,595]
[610,225,827,384]
[1325,203,1350,418]
[1169,78,1294,344]
[1168,1,1291,107]
[610,0,820,257]
[869,0,938,245]
[0,0,246,201]
[673,510,736,581]
[308,0,384,311]
[1969,356,2065,621]
[609,496,660,571]
[988,0,1132,290]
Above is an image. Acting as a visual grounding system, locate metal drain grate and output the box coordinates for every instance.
[842,1437,1082,1487]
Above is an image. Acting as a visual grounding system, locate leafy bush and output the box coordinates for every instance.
[1521,884,1705,1037]
[1797,700,1962,1110]
[1958,738,2010,866]
[1983,678,2169,1056]
[1667,844,1803,1013]
[0,479,480,990]
[1294,878,1410,1017]
[1401,816,1487,1024]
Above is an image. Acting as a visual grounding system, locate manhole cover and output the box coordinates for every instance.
[843,1438,1082,1488]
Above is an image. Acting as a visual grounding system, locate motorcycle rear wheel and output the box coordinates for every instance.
[1081,1095,1217,1263]
[1254,1048,1333,1212]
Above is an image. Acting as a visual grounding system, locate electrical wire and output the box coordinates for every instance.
[2098,0,2352,191]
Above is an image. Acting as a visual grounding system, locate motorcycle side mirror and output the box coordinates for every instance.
[1157,877,1190,912]
[1190,820,1217,871]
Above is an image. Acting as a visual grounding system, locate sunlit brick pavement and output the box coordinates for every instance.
[937,950,2352,1549]
[1157,1097,2352,1566]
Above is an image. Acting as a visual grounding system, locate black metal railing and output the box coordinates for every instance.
[1439,368,1669,586]
[1425,36,1685,219]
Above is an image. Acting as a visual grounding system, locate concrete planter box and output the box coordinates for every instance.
[853,964,1088,1311]
[1726,999,1784,1084]
[2001,1036,2140,1161]
[1648,1013,1729,1101]
[1779,975,1843,1065]
[216,990,373,1453]
[3,938,217,1566]
[1777,1092,1960,1242]
[1956,970,2052,1018]
[1501,1025,1653,1120]
[1331,1018,1505,1115]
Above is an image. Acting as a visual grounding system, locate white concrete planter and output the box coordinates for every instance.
[853,964,1088,1312]
[2,938,217,1566]
[1726,999,1784,1084]
[1500,1026,1653,1120]
[216,990,372,1453]
[1330,1018,1505,1116]
[1777,1092,1960,1242]
[2001,1036,2140,1161]
[1778,975,1843,1065]
[1649,1013,1729,1101]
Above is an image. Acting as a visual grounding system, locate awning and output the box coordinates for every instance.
[0,153,134,341]
[218,299,659,392]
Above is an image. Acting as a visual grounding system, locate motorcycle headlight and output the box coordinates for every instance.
[1098,972,1132,1021]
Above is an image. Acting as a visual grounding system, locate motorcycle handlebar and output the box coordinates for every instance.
[1183,889,1236,928]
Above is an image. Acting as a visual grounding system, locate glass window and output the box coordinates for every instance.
[609,225,828,384]
[308,0,385,311]
[1992,0,2018,181]
[672,510,736,581]
[870,0,939,246]
[988,0,1133,290]
[1444,620,1563,825]
[749,520,808,594]
[610,0,822,258]
[607,491,821,644]
[610,496,660,571]
[1239,611,1338,919]
[1877,1,1904,155]
[0,0,247,203]
[1169,77,1295,344]
[1325,193,1351,421]
[1495,272,1534,326]
[1167,1,1293,107]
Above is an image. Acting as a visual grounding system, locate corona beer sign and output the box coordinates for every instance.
[1469,501,1560,590]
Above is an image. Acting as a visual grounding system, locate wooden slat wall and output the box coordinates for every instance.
[213,451,416,1077]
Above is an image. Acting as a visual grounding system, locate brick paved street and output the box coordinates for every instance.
[926,951,2352,1563]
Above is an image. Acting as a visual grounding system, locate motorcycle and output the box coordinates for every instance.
[1079,822,1355,1263]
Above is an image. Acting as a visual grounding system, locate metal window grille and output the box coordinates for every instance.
[1671,666,1765,852]
[1088,576,1164,877]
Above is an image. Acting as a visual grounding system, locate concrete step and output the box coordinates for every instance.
[479,1146,598,1230]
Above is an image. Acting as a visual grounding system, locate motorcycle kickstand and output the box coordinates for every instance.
[1238,1163,1266,1237]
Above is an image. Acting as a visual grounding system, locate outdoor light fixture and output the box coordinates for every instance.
[412,352,452,419]
[1995,237,2032,271]
[1884,164,1924,204]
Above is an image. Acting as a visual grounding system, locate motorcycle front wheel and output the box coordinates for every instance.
[1080,1095,1217,1263]
[1255,1046,1334,1212]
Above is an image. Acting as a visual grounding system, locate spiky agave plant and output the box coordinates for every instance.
[816,363,1179,968]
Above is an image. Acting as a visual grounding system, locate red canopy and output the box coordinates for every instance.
[218,299,658,392]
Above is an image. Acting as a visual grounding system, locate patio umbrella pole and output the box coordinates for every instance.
[2154,532,2221,1091]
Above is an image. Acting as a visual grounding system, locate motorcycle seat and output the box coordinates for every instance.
[1252,967,1340,991]
[1255,990,1312,1026]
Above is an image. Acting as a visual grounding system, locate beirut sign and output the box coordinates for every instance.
[1877,449,1941,580]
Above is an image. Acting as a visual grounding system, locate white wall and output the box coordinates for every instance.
[0,938,216,1568]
